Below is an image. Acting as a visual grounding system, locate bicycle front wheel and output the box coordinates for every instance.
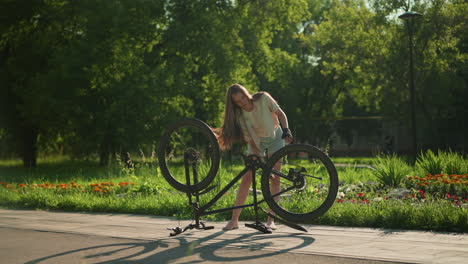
[261,144,338,224]
[158,118,220,193]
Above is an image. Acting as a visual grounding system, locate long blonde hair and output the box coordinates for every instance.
[216,84,264,151]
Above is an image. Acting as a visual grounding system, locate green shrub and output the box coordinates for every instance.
[441,150,467,175]
[416,150,444,175]
[416,150,467,176]
[371,154,411,187]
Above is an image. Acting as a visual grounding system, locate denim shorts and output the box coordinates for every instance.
[247,127,285,157]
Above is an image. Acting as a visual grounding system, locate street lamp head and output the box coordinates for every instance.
[398,11,423,20]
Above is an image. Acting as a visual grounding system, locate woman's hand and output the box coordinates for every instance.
[282,128,293,144]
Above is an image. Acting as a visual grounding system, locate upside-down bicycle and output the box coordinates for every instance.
[158,118,338,236]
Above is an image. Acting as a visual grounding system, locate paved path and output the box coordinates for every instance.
[1,228,391,264]
[0,209,467,263]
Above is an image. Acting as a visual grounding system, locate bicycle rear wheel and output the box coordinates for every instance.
[261,144,338,223]
[158,118,220,193]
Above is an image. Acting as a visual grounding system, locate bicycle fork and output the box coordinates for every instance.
[167,151,214,237]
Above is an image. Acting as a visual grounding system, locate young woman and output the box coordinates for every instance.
[216,84,293,231]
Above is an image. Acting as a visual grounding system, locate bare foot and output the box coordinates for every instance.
[222,221,239,230]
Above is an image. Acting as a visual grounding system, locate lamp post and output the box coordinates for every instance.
[398,11,422,161]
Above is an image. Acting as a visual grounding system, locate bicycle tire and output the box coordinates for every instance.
[158,118,220,193]
[261,144,338,223]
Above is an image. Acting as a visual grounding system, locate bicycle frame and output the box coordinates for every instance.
[186,153,264,220]
[167,150,306,236]
[198,160,301,216]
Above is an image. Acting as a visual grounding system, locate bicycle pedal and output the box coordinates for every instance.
[197,222,214,230]
[168,227,183,236]
[199,225,214,230]
[245,222,272,234]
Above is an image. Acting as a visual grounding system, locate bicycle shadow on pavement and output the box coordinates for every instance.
[25,230,315,263]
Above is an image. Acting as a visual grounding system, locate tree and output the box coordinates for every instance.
[1,0,80,167]
[306,0,467,151]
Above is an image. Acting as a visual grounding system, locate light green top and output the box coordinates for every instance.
[238,92,280,149]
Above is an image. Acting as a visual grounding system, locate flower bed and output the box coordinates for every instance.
[0,181,137,195]
[406,174,468,205]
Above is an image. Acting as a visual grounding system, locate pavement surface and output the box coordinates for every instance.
[0,209,467,264]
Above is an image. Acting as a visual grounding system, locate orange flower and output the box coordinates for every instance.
[18,184,26,188]
[93,187,101,192]
[57,183,68,189]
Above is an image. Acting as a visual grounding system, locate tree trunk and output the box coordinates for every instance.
[99,132,114,166]
[21,125,39,168]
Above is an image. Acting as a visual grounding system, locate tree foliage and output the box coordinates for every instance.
[0,0,466,167]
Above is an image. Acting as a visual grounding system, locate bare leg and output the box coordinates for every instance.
[223,170,253,230]
[266,160,281,229]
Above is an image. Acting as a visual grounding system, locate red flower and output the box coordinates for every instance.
[337,199,343,203]
[419,190,424,194]
[445,193,451,199]
[358,192,364,197]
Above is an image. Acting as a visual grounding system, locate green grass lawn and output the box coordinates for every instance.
[1,155,467,233]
